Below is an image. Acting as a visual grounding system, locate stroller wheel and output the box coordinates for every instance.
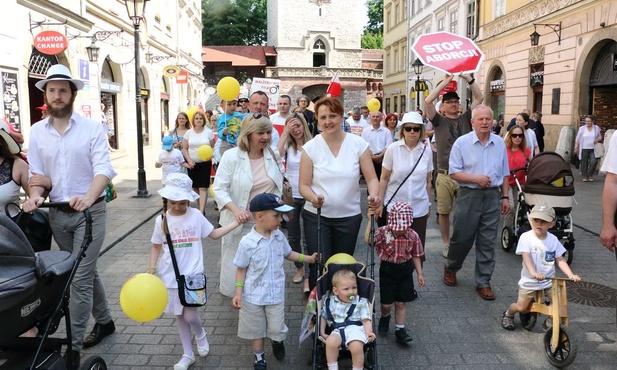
[501,226,515,252]
[563,243,574,265]
[79,356,107,370]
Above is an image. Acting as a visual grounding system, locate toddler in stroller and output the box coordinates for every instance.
[501,152,576,264]
[0,207,106,370]
[315,261,377,370]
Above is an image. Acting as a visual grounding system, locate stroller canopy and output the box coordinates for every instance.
[522,152,575,196]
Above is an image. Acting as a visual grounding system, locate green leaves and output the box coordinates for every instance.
[202,0,267,46]
[365,0,383,35]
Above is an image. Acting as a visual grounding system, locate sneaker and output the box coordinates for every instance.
[196,332,209,357]
[254,359,267,370]
[271,340,285,361]
[378,315,390,334]
[501,311,515,330]
[582,178,588,182]
[541,319,553,331]
[441,245,449,258]
[173,354,195,370]
[395,329,413,344]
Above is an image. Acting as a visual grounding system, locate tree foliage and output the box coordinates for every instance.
[361,31,383,49]
[202,0,267,46]
[365,0,383,35]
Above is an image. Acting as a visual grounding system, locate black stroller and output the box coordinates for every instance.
[500,152,576,264]
[0,204,107,370]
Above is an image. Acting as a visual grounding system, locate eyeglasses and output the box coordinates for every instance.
[238,99,249,103]
[403,126,422,132]
[511,133,525,138]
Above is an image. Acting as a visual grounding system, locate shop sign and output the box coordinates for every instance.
[490,79,505,91]
[1,71,20,130]
[34,30,68,55]
[100,80,122,93]
[530,71,544,86]
[81,105,91,119]
[176,71,188,84]
[163,65,180,77]
[388,89,402,95]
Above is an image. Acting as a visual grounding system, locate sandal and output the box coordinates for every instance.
[174,354,195,370]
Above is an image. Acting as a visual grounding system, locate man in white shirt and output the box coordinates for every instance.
[269,95,292,138]
[249,90,280,147]
[361,105,370,121]
[346,106,368,136]
[23,64,117,367]
[362,111,392,179]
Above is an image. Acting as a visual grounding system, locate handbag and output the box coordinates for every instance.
[163,216,207,307]
[5,203,52,252]
[377,144,427,227]
[570,153,580,169]
[594,142,605,159]
[267,147,294,206]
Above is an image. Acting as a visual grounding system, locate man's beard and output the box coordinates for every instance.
[44,96,75,119]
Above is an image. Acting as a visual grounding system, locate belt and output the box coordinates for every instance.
[57,197,104,213]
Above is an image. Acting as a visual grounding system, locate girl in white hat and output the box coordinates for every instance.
[147,173,242,370]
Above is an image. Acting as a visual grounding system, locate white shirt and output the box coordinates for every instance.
[346,117,368,136]
[184,128,214,163]
[150,208,214,288]
[269,112,289,137]
[382,140,433,218]
[284,145,302,198]
[28,112,117,201]
[601,132,617,174]
[361,125,392,154]
[303,133,368,218]
[516,230,566,290]
[157,148,186,185]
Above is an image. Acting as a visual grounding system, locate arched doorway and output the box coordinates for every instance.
[587,40,617,130]
[101,58,122,150]
[488,66,505,119]
[27,48,58,126]
[302,84,330,103]
[160,77,170,136]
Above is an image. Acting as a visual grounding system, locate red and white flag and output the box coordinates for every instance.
[326,71,341,97]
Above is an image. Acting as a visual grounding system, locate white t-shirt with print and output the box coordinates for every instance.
[151,208,214,288]
[158,148,186,184]
[515,230,566,290]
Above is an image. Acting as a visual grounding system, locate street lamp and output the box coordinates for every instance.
[85,39,100,63]
[124,0,150,198]
[412,58,424,110]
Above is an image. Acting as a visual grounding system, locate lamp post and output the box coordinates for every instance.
[412,58,424,110]
[124,0,150,198]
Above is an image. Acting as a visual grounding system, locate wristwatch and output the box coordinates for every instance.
[468,78,476,85]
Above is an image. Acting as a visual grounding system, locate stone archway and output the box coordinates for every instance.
[301,84,330,103]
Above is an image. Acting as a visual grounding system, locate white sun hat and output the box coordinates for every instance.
[35,64,85,91]
[158,173,199,202]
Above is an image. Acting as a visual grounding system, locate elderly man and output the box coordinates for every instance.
[442,105,510,300]
[361,111,392,179]
[23,64,117,367]
[249,90,280,147]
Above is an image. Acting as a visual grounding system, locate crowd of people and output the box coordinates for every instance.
[4,66,615,370]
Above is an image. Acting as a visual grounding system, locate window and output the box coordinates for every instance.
[394,96,398,114]
[386,11,391,30]
[418,0,422,10]
[385,50,390,75]
[312,40,326,67]
[449,10,458,33]
[400,95,406,114]
[385,98,391,114]
[400,45,406,74]
[494,0,505,18]
[394,49,399,73]
[437,17,445,31]
[466,1,477,38]
[411,0,415,16]
[403,2,407,20]
[395,4,400,24]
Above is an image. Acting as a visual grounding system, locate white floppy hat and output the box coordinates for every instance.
[0,120,20,155]
[35,64,85,91]
[158,173,199,202]
[401,112,425,125]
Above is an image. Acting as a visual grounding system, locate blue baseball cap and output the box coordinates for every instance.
[162,136,174,150]
[249,193,294,213]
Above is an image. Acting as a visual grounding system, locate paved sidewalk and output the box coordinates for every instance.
[77,151,617,369]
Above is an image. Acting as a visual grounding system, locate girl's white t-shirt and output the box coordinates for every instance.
[284,146,302,199]
[303,133,368,218]
[515,230,566,290]
[151,207,214,288]
[184,128,214,163]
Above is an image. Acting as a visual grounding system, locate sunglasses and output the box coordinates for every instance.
[238,99,249,103]
[511,133,525,138]
[251,112,263,119]
[403,126,422,132]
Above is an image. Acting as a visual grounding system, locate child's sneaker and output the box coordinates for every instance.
[378,315,390,334]
[501,311,515,330]
[271,340,285,361]
[254,359,267,370]
[395,329,413,344]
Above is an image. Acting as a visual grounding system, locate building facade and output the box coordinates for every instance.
[0,0,203,154]
[383,0,408,115]
[477,0,617,150]
[265,0,383,109]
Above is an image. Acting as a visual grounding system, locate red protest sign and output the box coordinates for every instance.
[34,30,68,55]
[411,32,484,75]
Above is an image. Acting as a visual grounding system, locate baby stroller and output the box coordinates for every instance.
[0,204,107,370]
[501,152,575,264]
[312,261,378,370]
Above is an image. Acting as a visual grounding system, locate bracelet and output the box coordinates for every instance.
[501,196,509,200]
[147,266,157,271]
[234,281,245,288]
[468,78,475,85]
[298,253,305,263]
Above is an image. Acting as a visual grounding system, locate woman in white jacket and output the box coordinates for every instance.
[575,115,602,182]
[212,113,284,297]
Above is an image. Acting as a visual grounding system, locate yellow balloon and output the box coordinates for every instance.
[325,253,357,267]
[197,145,213,161]
[209,186,215,198]
[187,107,199,124]
[367,98,381,112]
[217,77,241,101]
[120,273,168,322]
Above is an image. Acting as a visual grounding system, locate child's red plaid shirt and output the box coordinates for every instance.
[372,226,424,264]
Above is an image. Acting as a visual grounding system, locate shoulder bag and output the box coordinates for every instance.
[5,202,52,252]
[163,216,207,307]
[267,146,294,206]
[377,143,427,227]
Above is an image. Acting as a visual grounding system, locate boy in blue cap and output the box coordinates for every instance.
[232,193,318,370]
[156,135,189,185]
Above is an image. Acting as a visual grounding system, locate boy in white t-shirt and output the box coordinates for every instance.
[156,136,189,185]
[501,204,581,330]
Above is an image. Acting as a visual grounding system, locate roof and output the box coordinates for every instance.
[202,46,277,67]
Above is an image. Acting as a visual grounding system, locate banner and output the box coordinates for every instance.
[249,77,281,112]
[1,71,20,130]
